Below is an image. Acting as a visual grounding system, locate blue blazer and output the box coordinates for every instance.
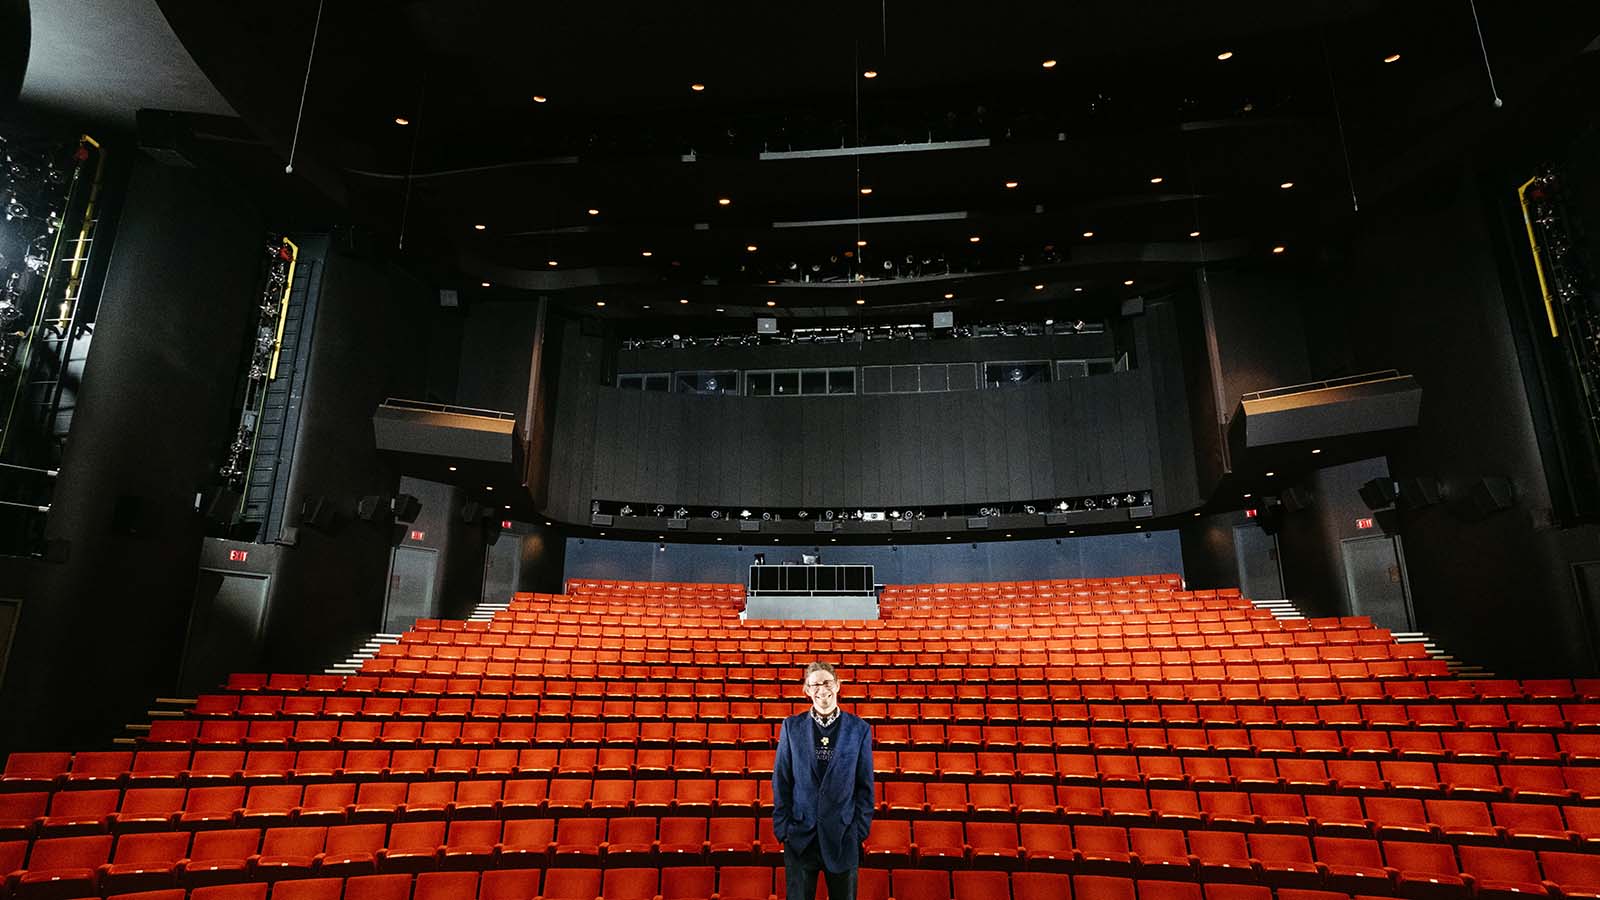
[772,710,875,872]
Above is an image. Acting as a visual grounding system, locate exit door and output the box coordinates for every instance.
[1341,534,1415,630]
[384,545,438,632]
[1233,525,1285,601]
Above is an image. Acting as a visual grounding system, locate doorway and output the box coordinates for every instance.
[182,570,270,695]
[384,545,439,632]
[1341,533,1415,630]
[1233,524,1285,601]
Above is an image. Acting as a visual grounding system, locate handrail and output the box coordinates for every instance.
[381,398,517,420]
[1240,370,1404,403]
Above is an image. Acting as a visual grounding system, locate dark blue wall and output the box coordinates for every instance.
[563,530,1184,587]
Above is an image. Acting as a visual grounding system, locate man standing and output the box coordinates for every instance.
[772,661,875,900]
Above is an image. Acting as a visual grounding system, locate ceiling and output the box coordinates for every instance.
[147,1,1600,325]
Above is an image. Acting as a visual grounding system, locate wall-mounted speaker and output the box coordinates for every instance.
[1128,506,1154,519]
[1465,476,1516,519]
[1120,296,1146,317]
[1281,486,1314,513]
[590,513,613,527]
[738,520,760,532]
[1399,475,1447,510]
[201,487,241,525]
[668,519,689,530]
[966,516,990,530]
[438,289,459,308]
[299,495,330,529]
[1045,512,1071,525]
[813,521,835,533]
[391,494,422,523]
[1358,478,1399,511]
[459,501,484,523]
[357,495,387,522]
[891,520,913,532]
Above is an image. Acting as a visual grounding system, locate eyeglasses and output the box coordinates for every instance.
[805,679,839,692]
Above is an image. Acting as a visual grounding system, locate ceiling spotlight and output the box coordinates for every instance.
[1149,176,1164,184]
[690,83,706,91]
[587,208,599,215]
[1033,284,1044,291]
[679,298,689,304]
[1243,493,1252,499]
[504,504,511,510]
[447,466,457,472]
[862,70,878,79]
[1123,279,1135,286]
[473,224,486,231]
[746,244,758,252]
[393,117,410,126]
[641,250,653,257]
[547,260,558,266]
[856,240,867,247]
[1074,287,1084,292]
[595,301,606,307]
[766,300,776,307]
[717,197,731,206]
[943,292,955,299]
[1383,53,1401,64]
[1272,245,1286,254]
[1279,181,1295,190]
[1189,230,1201,238]
[485,486,494,491]
[1041,59,1057,68]
[1265,471,1276,477]
[995,297,1005,303]
[532,95,548,103]
[1082,231,1095,238]
[860,187,873,195]
[968,235,981,243]
[1217,50,1234,61]
[1043,319,1053,326]
[715,307,725,312]
[1311,448,1322,455]
[480,281,491,287]
[642,304,651,309]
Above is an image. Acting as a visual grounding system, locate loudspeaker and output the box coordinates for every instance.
[891,520,913,532]
[813,521,835,533]
[1358,478,1399,510]
[739,520,760,532]
[1128,506,1154,519]
[1281,486,1314,513]
[439,289,459,308]
[590,513,613,527]
[756,317,778,334]
[391,494,422,523]
[1045,512,1071,525]
[300,495,331,529]
[668,518,689,530]
[201,487,241,525]
[357,495,387,521]
[1120,296,1146,317]
[966,516,989,530]
[460,501,484,523]
[1399,475,1447,509]
[1466,476,1516,518]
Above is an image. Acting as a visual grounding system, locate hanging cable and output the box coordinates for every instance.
[1322,36,1360,213]
[1466,0,1504,108]
[398,77,425,251]
[285,0,327,175]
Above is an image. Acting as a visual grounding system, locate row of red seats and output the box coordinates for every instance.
[12,777,1600,850]
[356,658,1454,683]
[217,674,1600,705]
[8,825,1600,900]
[382,642,1414,663]
[452,613,1291,635]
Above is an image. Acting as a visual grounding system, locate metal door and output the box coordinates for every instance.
[182,570,270,694]
[1341,534,1415,630]
[1233,525,1285,600]
[384,545,438,632]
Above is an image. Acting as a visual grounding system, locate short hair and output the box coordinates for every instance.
[803,661,837,682]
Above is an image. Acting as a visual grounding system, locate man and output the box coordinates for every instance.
[772,661,874,900]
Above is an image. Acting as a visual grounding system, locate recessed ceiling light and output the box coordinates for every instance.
[995,297,1005,303]
[1074,287,1083,292]
[746,244,758,252]
[856,240,867,247]
[532,95,548,104]
[1311,448,1322,455]
[1149,176,1164,184]
[715,307,725,312]
[1217,50,1234,61]
[544,521,551,526]
[642,304,651,309]
[690,83,706,92]
[855,298,866,305]
[547,260,558,266]
[504,504,511,510]
[1045,319,1054,325]
[1272,245,1286,254]
[641,250,653,257]
[595,301,606,307]
[1189,230,1201,237]
[485,486,493,491]
[473,224,486,231]
[862,70,878,79]
[587,208,599,215]
[1033,284,1044,290]
[393,117,410,126]
[1243,493,1251,498]
[1135,525,1142,529]
[1194,512,1202,517]
[943,292,955,299]
[1384,53,1401,64]
[1041,59,1057,69]
[968,235,981,243]
[447,466,457,472]
[1123,279,1135,286]
[1279,181,1295,190]
[860,187,873,195]
[1004,180,1020,189]
[1265,471,1276,477]
[766,300,776,307]
[717,197,731,206]
[480,281,491,287]
[1082,231,1095,238]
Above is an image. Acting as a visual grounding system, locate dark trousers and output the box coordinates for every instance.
[784,840,857,900]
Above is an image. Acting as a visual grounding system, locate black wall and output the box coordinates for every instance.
[1271,457,1393,620]
[544,303,1200,524]
[0,157,264,751]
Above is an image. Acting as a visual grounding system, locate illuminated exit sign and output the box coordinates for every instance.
[409,530,426,541]
[1355,517,1375,530]
[1244,509,1258,518]
[501,520,513,530]
[227,549,248,562]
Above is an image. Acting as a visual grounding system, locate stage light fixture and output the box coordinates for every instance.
[1034,284,1044,290]
[679,298,689,304]
[766,300,776,307]
[856,240,867,247]
[447,466,457,472]
[642,250,653,257]
[547,260,558,266]
[943,292,954,299]
[855,298,866,305]
[739,509,752,519]
[1074,287,1084,292]
[746,244,758,252]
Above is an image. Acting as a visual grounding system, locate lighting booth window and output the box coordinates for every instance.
[984,360,1052,388]
[617,372,671,391]
[745,368,855,396]
[1055,357,1121,379]
[673,370,740,395]
[861,362,977,394]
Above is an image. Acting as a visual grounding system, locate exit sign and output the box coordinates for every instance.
[1356,517,1375,530]
[227,549,248,562]
[1244,509,1258,518]
[409,530,426,541]
[501,520,513,530]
